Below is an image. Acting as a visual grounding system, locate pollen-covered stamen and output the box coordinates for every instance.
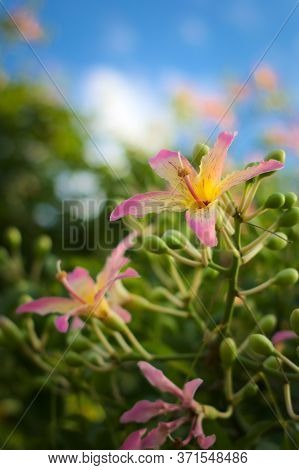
[176,152,205,208]
[56,260,86,304]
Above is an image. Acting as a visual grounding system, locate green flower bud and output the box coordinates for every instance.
[258,314,277,335]
[67,333,92,352]
[204,267,219,279]
[220,337,238,368]
[0,316,25,347]
[264,192,285,209]
[244,162,259,185]
[263,356,281,370]
[248,334,274,356]
[266,232,288,250]
[34,235,52,257]
[143,235,168,254]
[192,143,209,166]
[64,351,85,367]
[233,382,259,405]
[4,227,22,249]
[290,309,299,335]
[162,230,187,250]
[0,247,9,264]
[102,310,126,333]
[283,192,297,209]
[279,207,299,227]
[264,149,286,164]
[274,268,298,286]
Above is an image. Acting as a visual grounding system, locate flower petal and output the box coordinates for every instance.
[71,316,85,330]
[217,160,284,195]
[112,305,132,323]
[197,132,237,188]
[16,297,78,316]
[120,429,147,450]
[110,191,186,221]
[66,267,95,303]
[272,330,297,345]
[120,399,178,424]
[185,205,217,247]
[182,378,203,406]
[197,433,216,450]
[138,361,183,399]
[54,315,70,333]
[141,418,186,450]
[149,149,197,194]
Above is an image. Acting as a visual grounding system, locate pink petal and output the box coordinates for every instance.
[110,191,186,221]
[197,433,216,450]
[138,362,183,399]
[149,149,197,193]
[120,399,178,424]
[185,205,217,247]
[198,131,237,186]
[120,429,147,450]
[141,417,187,450]
[71,316,85,330]
[16,297,78,315]
[54,315,70,333]
[182,378,203,406]
[112,305,132,323]
[272,330,297,345]
[217,160,284,195]
[66,267,95,302]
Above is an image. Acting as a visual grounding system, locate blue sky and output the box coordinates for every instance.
[2,0,299,168]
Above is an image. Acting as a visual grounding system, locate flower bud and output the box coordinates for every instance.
[233,382,258,405]
[143,235,168,254]
[264,149,286,164]
[220,337,238,368]
[34,235,52,257]
[244,162,259,185]
[248,334,274,356]
[274,268,298,286]
[102,310,126,333]
[4,227,22,250]
[290,308,299,335]
[64,351,85,367]
[279,207,299,227]
[264,192,285,209]
[258,314,277,335]
[162,230,187,250]
[192,143,209,166]
[266,232,288,250]
[0,247,9,264]
[0,316,25,347]
[68,333,92,352]
[283,192,297,209]
[263,356,281,370]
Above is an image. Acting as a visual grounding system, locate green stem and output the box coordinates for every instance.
[283,383,299,421]
[130,294,188,318]
[275,350,299,373]
[222,218,241,333]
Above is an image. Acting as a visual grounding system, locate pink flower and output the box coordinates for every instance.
[11,9,43,41]
[16,234,139,333]
[110,132,283,247]
[271,330,297,346]
[120,361,215,450]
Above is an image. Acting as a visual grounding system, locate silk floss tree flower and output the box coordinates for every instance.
[120,361,217,450]
[16,234,139,333]
[110,132,284,246]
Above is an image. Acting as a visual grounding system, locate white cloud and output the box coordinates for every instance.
[81,67,175,164]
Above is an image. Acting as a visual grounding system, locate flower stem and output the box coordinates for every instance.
[283,383,299,421]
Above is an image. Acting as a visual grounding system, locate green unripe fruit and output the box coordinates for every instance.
[220,337,238,368]
[290,309,299,335]
[248,334,274,356]
[64,351,85,367]
[266,233,288,250]
[274,268,298,286]
[279,207,299,227]
[258,314,277,335]
[34,235,52,257]
[0,316,25,347]
[264,193,285,209]
[4,227,22,249]
[264,149,286,164]
[192,143,209,165]
[263,356,281,370]
[283,192,297,209]
[162,230,187,250]
[143,235,168,254]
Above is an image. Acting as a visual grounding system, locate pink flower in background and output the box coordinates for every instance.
[110,132,283,247]
[16,234,138,333]
[11,9,43,41]
[272,330,297,346]
[120,361,215,450]
[265,125,299,154]
[254,66,278,92]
